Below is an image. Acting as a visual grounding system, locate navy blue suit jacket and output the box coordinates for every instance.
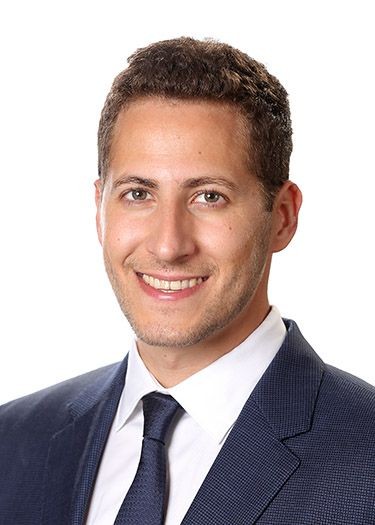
[1,320,375,524]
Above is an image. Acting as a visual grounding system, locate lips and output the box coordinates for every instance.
[138,272,207,292]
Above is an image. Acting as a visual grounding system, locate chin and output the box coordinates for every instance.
[132,325,205,348]
[128,307,239,349]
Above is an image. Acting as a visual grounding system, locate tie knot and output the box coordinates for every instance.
[142,392,180,444]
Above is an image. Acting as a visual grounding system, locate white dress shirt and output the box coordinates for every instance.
[85,306,286,525]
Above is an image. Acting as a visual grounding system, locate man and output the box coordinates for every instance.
[1,37,374,525]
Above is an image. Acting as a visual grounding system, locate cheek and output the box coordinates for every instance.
[221,219,251,249]
[101,210,143,259]
[218,218,269,264]
[199,219,251,268]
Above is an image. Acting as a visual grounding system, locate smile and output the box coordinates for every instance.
[139,273,207,292]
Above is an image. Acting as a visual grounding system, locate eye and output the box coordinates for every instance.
[194,191,226,205]
[203,192,220,203]
[124,189,150,201]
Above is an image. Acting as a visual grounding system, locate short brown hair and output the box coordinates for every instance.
[98,37,292,210]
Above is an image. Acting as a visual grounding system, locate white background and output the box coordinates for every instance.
[0,0,374,404]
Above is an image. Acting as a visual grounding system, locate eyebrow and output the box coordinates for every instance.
[182,177,239,192]
[112,174,239,192]
[112,175,158,190]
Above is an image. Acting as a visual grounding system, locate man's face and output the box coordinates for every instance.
[96,98,275,349]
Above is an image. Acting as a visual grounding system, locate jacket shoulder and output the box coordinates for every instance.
[0,363,118,434]
[324,363,375,410]
[313,362,375,440]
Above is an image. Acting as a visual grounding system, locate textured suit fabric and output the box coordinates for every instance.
[1,320,375,524]
[114,393,180,524]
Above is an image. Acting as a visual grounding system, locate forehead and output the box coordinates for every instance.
[107,97,253,184]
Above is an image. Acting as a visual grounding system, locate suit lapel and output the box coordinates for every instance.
[182,320,324,525]
[181,396,300,525]
[41,357,128,525]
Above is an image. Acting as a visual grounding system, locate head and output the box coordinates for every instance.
[95,38,302,357]
[98,37,292,212]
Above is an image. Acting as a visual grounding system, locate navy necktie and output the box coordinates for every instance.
[114,392,181,525]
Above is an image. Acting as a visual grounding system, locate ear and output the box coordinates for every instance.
[94,179,103,245]
[270,181,302,253]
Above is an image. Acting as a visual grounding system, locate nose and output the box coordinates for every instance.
[145,204,197,263]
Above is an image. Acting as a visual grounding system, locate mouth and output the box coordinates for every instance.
[136,272,209,293]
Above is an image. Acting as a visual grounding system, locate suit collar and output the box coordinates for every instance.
[68,357,128,419]
[42,356,129,525]
[182,319,325,524]
[251,318,324,440]
[66,318,322,441]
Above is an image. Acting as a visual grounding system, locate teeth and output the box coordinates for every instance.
[141,274,204,291]
[161,280,170,290]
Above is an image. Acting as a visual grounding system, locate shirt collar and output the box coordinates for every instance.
[114,340,167,432]
[115,306,286,444]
